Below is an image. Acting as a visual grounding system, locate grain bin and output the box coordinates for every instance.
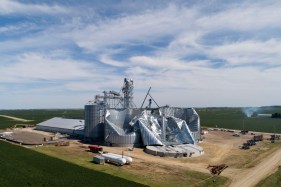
[84,103,104,141]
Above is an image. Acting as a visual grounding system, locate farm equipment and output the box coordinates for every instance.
[88,145,103,153]
[268,134,280,143]
[240,135,263,150]
[240,130,248,135]
[269,134,280,141]
[207,164,228,175]
[240,143,250,150]
[240,139,255,149]
[233,133,240,137]
[253,135,263,141]
[247,140,256,146]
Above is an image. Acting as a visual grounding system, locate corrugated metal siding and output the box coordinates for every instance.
[104,109,141,146]
[35,117,84,136]
[84,104,104,140]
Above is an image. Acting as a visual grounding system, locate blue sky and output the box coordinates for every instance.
[1,0,281,109]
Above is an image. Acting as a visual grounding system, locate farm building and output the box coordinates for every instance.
[35,117,84,136]
[35,78,203,157]
[83,78,203,156]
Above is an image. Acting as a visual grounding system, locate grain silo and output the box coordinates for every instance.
[83,78,203,157]
[84,102,104,142]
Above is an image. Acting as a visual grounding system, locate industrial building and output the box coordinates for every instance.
[83,78,203,156]
[36,78,203,157]
[35,117,84,136]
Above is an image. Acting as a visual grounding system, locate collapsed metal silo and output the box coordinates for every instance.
[159,107,201,142]
[183,108,201,142]
[84,103,104,141]
[84,78,201,148]
[104,109,141,147]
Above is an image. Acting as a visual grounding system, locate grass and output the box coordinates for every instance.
[0,109,83,128]
[257,166,281,187]
[0,140,145,187]
[0,116,21,129]
[1,107,281,133]
[34,145,228,187]
[3,107,280,186]
[0,109,228,186]
[242,141,281,168]
[197,106,281,133]
[226,141,281,169]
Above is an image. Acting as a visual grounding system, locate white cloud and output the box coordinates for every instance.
[125,66,152,76]
[197,1,281,31]
[128,65,281,107]
[70,4,197,52]
[130,56,191,70]
[1,1,281,108]
[0,0,68,15]
[0,53,94,82]
[99,55,128,67]
[209,39,281,66]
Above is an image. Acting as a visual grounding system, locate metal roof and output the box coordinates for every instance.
[36,117,84,131]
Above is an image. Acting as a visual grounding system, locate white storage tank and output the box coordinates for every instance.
[101,153,127,166]
[106,153,133,164]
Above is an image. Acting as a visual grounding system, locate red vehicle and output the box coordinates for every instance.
[207,164,228,175]
[88,145,103,153]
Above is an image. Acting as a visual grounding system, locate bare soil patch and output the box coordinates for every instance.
[0,128,65,145]
[8,128,281,186]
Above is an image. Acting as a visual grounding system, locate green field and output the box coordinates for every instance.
[0,140,144,187]
[35,145,228,187]
[0,109,145,187]
[1,107,281,133]
[0,116,22,129]
[257,166,281,187]
[0,106,281,133]
[0,109,84,127]
[1,107,280,186]
[197,106,281,133]
[0,109,229,186]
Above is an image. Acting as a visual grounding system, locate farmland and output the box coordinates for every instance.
[0,109,83,127]
[1,107,281,186]
[34,141,228,187]
[197,106,281,133]
[0,109,229,187]
[0,140,144,187]
[1,106,281,133]
[0,110,144,187]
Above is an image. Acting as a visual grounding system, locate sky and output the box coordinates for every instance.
[0,0,281,109]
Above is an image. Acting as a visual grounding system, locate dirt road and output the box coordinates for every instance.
[0,115,33,122]
[16,128,280,186]
[228,147,281,187]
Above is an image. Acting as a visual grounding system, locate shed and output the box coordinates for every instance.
[35,117,84,136]
[93,156,105,164]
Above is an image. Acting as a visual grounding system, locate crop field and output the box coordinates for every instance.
[0,107,280,186]
[0,109,144,186]
[0,140,144,187]
[0,109,83,128]
[0,109,229,187]
[1,107,281,133]
[0,116,21,129]
[197,106,281,133]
